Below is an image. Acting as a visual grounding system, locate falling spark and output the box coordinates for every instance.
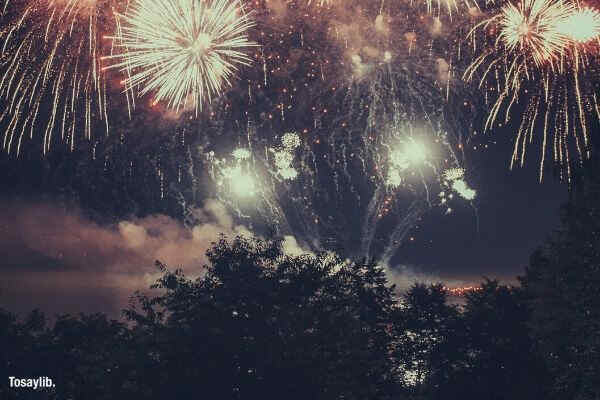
[0,0,113,155]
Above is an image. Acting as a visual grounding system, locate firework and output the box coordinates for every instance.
[387,139,429,188]
[105,0,257,113]
[463,0,599,181]
[390,139,428,170]
[232,147,251,160]
[451,179,476,200]
[424,0,464,17]
[442,167,476,200]
[558,7,600,43]
[214,148,258,198]
[442,167,465,181]
[0,0,114,155]
[223,165,257,197]
[166,0,475,263]
[270,132,300,180]
[497,0,573,66]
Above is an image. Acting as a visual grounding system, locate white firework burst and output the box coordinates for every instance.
[105,0,257,113]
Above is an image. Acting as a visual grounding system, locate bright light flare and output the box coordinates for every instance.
[558,7,600,43]
[223,166,257,197]
[386,139,428,187]
[390,139,428,171]
[386,169,402,187]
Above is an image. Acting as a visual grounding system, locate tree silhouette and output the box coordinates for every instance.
[521,166,600,400]
[459,280,549,400]
[393,283,463,399]
[124,236,401,399]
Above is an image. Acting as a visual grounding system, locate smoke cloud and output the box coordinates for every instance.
[0,199,282,317]
[0,199,481,317]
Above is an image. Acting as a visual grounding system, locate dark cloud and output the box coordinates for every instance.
[0,199,255,317]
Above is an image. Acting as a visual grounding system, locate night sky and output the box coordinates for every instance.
[0,0,580,317]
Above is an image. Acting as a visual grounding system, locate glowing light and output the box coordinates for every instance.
[390,139,428,171]
[441,167,476,201]
[451,180,477,200]
[558,7,600,43]
[106,0,257,113]
[281,132,302,150]
[223,166,256,197]
[386,168,402,187]
[233,148,251,160]
[444,285,482,296]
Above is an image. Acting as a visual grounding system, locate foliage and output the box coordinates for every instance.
[520,160,600,400]
[2,218,599,399]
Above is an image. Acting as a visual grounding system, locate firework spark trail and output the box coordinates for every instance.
[380,198,427,265]
[360,185,384,260]
[105,0,257,113]
[0,0,116,155]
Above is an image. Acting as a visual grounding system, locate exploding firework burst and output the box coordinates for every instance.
[557,6,600,43]
[463,0,600,181]
[105,0,257,113]
[442,167,476,200]
[270,132,301,180]
[496,0,573,66]
[0,0,116,155]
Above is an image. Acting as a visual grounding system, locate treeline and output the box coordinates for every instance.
[2,185,600,399]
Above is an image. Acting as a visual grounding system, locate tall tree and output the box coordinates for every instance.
[393,283,463,399]
[521,158,600,399]
[124,236,401,399]
[459,280,549,400]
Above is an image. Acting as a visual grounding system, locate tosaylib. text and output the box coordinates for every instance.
[8,376,55,389]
